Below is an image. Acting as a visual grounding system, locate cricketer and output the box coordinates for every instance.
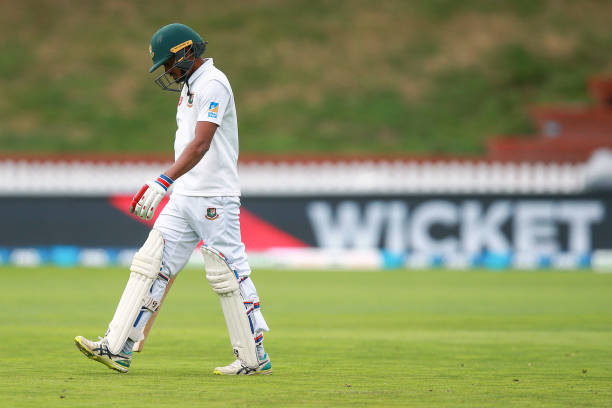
[74,23,272,375]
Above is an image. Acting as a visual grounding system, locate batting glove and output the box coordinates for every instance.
[130,174,173,221]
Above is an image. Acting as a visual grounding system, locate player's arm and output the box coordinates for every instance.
[131,80,229,221]
[165,121,217,180]
[130,121,216,221]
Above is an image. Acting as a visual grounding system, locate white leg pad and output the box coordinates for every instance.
[201,246,258,368]
[106,229,164,354]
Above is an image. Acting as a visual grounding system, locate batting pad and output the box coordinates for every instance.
[106,229,164,354]
[201,246,258,368]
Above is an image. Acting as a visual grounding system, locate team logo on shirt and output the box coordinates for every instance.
[208,102,219,119]
[206,207,219,220]
[187,93,195,108]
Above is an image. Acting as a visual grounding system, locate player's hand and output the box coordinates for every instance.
[130,174,173,221]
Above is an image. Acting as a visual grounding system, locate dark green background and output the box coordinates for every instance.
[2,0,611,155]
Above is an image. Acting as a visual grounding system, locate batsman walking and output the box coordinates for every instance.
[74,23,271,375]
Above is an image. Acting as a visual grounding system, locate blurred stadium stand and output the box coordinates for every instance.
[3,77,612,271]
[0,154,588,196]
[1,151,611,271]
[488,77,612,162]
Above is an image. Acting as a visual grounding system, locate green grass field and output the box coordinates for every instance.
[1,266,611,407]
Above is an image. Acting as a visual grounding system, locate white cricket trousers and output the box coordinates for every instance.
[130,194,269,340]
[154,194,251,278]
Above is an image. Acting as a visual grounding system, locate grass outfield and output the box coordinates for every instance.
[1,266,611,407]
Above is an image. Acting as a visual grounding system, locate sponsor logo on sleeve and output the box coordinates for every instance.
[208,102,219,119]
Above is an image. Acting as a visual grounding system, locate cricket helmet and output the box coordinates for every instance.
[149,23,207,91]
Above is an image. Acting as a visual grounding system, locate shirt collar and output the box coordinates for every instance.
[187,58,213,87]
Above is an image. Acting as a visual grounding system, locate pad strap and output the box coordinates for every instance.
[143,296,161,312]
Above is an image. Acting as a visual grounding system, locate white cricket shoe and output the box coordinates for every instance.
[213,353,272,375]
[74,336,132,373]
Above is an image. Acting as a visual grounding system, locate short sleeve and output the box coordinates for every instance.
[196,80,231,125]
